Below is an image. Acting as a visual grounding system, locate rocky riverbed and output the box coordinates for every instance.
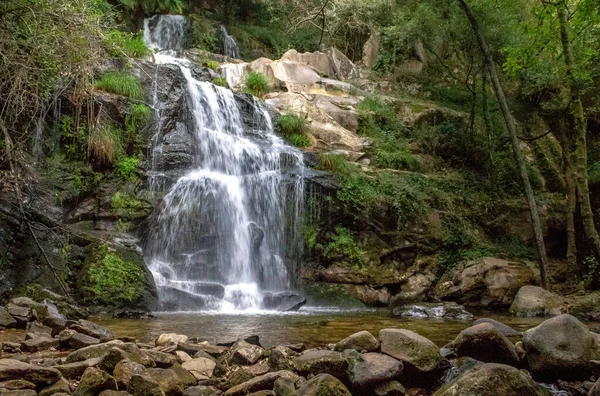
[2,297,600,395]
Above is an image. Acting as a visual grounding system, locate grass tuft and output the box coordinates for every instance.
[105,30,151,58]
[87,125,123,168]
[95,71,144,100]
[244,71,270,97]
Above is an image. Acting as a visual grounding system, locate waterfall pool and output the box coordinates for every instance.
[92,308,548,348]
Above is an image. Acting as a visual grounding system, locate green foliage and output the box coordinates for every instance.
[440,215,492,270]
[124,103,150,153]
[189,15,219,53]
[59,115,88,159]
[87,125,123,168]
[115,156,140,181]
[86,243,145,305]
[324,227,366,268]
[105,30,150,58]
[287,133,311,148]
[212,77,230,88]
[111,0,185,14]
[244,71,269,97]
[316,154,356,175]
[589,162,600,185]
[206,60,220,71]
[304,224,319,249]
[111,191,147,215]
[583,256,600,290]
[277,114,307,136]
[95,71,144,100]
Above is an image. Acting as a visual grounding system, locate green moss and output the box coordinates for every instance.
[95,71,144,100]
[111,191,150,219]
[212,77,229,88]
[206,60,220,71]
[410,103,429,113]
[589,161,600,185]
[244,71,270,97]
[115,155,140,181]
[85,243,145,305]
[324,227,366,268]
[304,224,319,249]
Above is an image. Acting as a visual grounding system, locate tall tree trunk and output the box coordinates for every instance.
[456,0,550,289]
[557,1,600,262]
[482,65,497,190]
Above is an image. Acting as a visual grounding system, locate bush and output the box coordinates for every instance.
[324,227,366,268]
[206,60,220,71]
[95,71,144,100]
[316,153,355,175]
[277,114,307,136]
[87,125,123,168]
[212,77,229,88]
[372,141,419,171]
[125,103,150,152]
[288,133,311,147]
[115,155,140,181]
[105,30,151,58]
[244,71,269,97]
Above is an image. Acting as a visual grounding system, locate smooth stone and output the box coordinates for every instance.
[334,331,379,352]
[0,359,61,385]
[53,358,102,380]
[73,367,118,396]
[444,323,519,366]
[379,329,442,373]
[292,350,348,380]
[296,374,350,396]
[182,358,216,381]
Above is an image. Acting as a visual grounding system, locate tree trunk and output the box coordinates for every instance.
[456,0,550,289]
[557,1,600,262]
[481,65,497,190]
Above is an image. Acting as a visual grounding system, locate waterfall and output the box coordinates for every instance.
[144,16,305,312]
[220,26,240,59]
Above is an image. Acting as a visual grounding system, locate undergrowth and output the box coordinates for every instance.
[95,71,144,100]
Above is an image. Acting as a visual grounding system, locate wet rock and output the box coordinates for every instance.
[39,377,71,396]
[373,381,405,396]
[262,292,306,312]
[28,322,53,336]
[66,341,125,363]
[0,307,17,329]
[183,386,221,396]
[379,329,442,373]
[158,287,219,312]
[142,350,178,368]
[222,368,256,390]
[392,302,473,320]
[343,285,391,307]
[0,380,36,390]
[182,358,216,381]
[6,304,30,328]
[444,323,519,366]
[113,360,147,390]
[156,334,189,347]
[148,368,184,396]
[432,363,550,396]
[73,367,117,396]
[21,336,60,353]
[0,359,60,385]
[334,330,379,352]
[349,352,403,390]
[230,340,265,366]
[127,374,165,396]
[0,390,37,396]
[70,320,113,342]
[510,286,567,317]
[472,318,520,337]
[175,351,193,363]
[180,344,228,359]
[273,376,296,396]
[292,350,349,379]
[269,346,297,371]
[296,374,350,396]
[99,392,130,396]
[168,363,197,388]
[224,371,299,396]
[390,272,436,306]
[523,314,593,380]
[433,258,536,308]
[69,333,100,350]
[53,358,102,380]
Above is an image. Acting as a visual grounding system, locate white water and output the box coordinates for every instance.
[143,16,305,312]
[220,25,240,59]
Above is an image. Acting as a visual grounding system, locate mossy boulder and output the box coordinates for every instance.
[79,243,157,311]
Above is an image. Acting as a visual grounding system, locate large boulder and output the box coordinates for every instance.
[509,286,567,317]
[390,272,436,306]
[224,371,299,396]
[325,47,358,81]
[444,323,519,367]
[0,360,61,386]
[181,358,216,381]
[70,320,113,342]
[392,302,473,320]
[0,307,17,329]
[73,367,118,396]
[522,314,594,380]
[334,331,379,352]
[472,318,520,337]
[292,350,349,379]
[113,360,147,390]
[262,292,306,312]
[281,49,335,78]
[362,33,381,69]
[147,368,184,396]
[230,340,265,366]
[296,374,351,396]
[434,258,537,308]
[348,352,403,390]
[432,363,550,396]
[378,329,442,373]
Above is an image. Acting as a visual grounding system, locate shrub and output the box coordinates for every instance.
[95,71,144,100]
[206,60,220,71]
[324,227,366,268]
[372,140,419,171]
[115,156,140,181]
[277,114,307,136]
[212,77,229,88]
[316,153,355,175]
[87,125,123,168]
[105,30,151,58]
[244,71,269,97]
[288,133,311,147]
[125,103,151,152]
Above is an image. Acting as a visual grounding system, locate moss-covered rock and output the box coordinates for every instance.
[79,243,157,311]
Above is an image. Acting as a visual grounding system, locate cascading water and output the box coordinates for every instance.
[219,26,240,59]
[143,16,305,312]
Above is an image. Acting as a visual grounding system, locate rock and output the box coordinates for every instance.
[343,285,391,307]
[270,61,321,92]
[59,329,76,344]
[224,371,299,396]
[0,307,17,329]
[148,368,184,396]
[523,314,593,380]
[269,346,297,371]
[66,340,125,363]
[432,363,550,396]
[590,378,600,396]
[434,258,537,308]
[292,350,348,379]
[167,363,197,388]
[53,358,102,380]
[0,380,36,391]
[373,381,405,396]
[391,302,473,320]
[473,318,520,337]
[6,304,30,328]
[69,333,100,350]
[73,367,118,396]
[21,336,60,353]
[262,292,306,312]
[0,390,37,396]
[175,351,192,363]
[29,322,53,336]
[281,49,335,78]
[179,344,228,359]
[230,340,265,366]
[99,392,130,396]
[444,323,519,366]
[127,374,165,396]
[113,360,147,390]
[142,350,178,368]
[325,47,357,81]
[379,329,442,373]
[362,33,381,69]
[70,320,113,342]
[39,377,71,396]
[183,386,221,396]
[156,334,189,347]
[273,376,296,396]
[182,358,216,381]
[0,359,60,385]
[390,272,436,306]
[334,331,379,352]
[222,368,256,390]
[349,352,403,390]
[296,374,350,396]
[510,286,567,317]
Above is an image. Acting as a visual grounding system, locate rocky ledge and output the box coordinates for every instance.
[2,298,600,395]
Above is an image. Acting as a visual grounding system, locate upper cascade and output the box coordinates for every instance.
[144,14,187,52]
[143,17,305,312]
[219,25,240,59]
